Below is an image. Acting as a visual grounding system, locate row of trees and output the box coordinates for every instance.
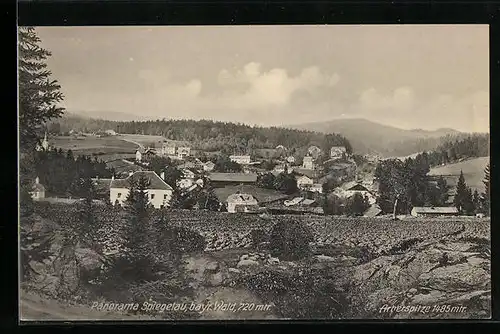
[323,192,370,217]
[256,171,299,195]
[453,164,490,215]
[21,149,114,197]
[374,154,448,214]
[54,115,353,156]
[413,134,489,168]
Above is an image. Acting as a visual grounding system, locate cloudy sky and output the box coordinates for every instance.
[36,25,489,132]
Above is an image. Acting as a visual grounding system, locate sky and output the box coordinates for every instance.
[35,25,489,132]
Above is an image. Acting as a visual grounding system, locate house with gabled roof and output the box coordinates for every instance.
[109,171,174,209]
[29,177,46,200]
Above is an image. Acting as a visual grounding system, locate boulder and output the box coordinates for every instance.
[314,255,337,263]
[205,261,219,273]
[75,248,103,271]
[236,259,260,269]
[418,263,490,292]
[229,268,241,274]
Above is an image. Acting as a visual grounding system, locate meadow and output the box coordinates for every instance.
[51,136,138,157]
[429,156,489,192]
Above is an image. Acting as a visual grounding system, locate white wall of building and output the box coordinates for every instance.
[110,187,173,208]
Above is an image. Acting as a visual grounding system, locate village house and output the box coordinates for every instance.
[273,163,294,174]
[29,177,46,200]
[302,156,314,170]
[286,156,296,164]
[230,155,251,165]
[207,172,258,188]
[310,183,323,193]
[105,129,117,136]
[161,144,176,156]
[307,145,322,158]
[177,146,191,159]
[110,171,174,209]
[135,147,156,162]
[410,207,459,218]
[332,181,377,205]
[296,175,314,191]
[226,192,259,213]
[203,161,216,172]
[330,146,347,160]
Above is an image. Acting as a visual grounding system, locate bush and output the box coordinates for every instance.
[162,226,207,253]
[269,220,314,261]
[250,228,269,246]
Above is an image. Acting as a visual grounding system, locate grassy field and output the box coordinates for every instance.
[51,136,138,156]
[117,134,190,147]
[429,157,489,192]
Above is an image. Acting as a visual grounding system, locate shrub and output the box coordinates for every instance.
[269,220,314,261]
[162,226,207,253]
[250,228,269,246]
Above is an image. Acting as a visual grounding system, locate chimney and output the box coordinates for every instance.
[35,176,39,184]
[160,171,165,180]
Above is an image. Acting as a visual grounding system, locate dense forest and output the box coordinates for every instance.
[20,149,114,197]
[412,134,489,167]
[48,116,353,154]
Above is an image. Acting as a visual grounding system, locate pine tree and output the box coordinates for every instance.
[18,27,65,151]
[75,177,97,246]
[482,163,490,215]
[473,189,481,214]
[454,170,469,214]
[346,192,369,216]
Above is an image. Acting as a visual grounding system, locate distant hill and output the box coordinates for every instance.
[66,110,149,122]
[286,118,463,157]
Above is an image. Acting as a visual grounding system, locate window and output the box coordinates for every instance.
[151,194,155,199]
[164,194,168,199]
[117,193,121,198]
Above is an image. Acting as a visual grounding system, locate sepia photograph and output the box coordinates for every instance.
[18,25,490,321]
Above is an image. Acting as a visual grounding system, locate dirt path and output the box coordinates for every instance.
[117,136,143,150]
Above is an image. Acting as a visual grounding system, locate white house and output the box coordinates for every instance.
[310,183,323,193]
[181,169,196,180]
[286,156,296,164]
[332,181,376,205]
[302,156,314,170]
[105,129,117,136]
[110,171,174,209]
[203,161,215,172]
[296,175,314,190]
[273,164,293,174]
[230,155,251,165]
[135,147,156,162]
[226,193,259,213]
[307,145,322,158]
[29,177,46,201]
[177,147,191,159]
[161,144,176,156]
[330,146,347,159]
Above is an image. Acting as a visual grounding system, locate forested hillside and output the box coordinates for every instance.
[49,116,353,154]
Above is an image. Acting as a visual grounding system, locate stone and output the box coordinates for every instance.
[236,259,260,268]
[418,263,490,292]
[314,255,337,263]
[75,248,103,271]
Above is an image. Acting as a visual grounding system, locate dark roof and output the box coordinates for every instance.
[363,204,383,217]
[110,171,173,190]
[208,173,258,183]
[411,207,459,214]
[92,178,113,193]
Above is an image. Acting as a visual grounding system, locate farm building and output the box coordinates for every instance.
[177,146,191,159]
[135,147,156,162]
[296,175,314,190]
[307,145,322,158]
[207,172,258,187]
[109,171,174,209]
[214,185,288,207]
[229,155,251,165]
[29,177,46,201]
[226,193,259,213]
[203,161,216,172]
[302,156,314,170]
[330,146,347,159]
[410,206,459,217]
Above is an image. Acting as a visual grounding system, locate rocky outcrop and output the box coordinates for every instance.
[349,238,491,319]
